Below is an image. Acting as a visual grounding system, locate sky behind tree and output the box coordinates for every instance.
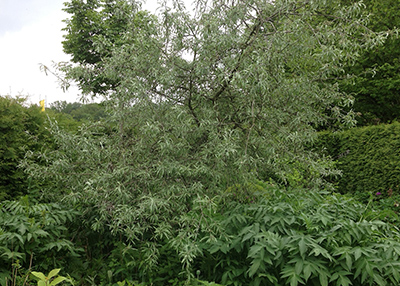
[0,0,169,106]
[0,0,81,105]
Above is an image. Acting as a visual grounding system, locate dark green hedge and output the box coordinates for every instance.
[318,122,400,195]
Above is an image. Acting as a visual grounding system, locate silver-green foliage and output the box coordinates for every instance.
[23,0,393,280]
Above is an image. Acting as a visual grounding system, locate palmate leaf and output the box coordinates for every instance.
[1,249,25,260]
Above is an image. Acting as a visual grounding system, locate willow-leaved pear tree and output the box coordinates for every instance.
[23,0,390,277]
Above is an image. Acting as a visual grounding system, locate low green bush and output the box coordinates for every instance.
[317,122,400,196]
[193,186,400,286]
[0,196,83,285]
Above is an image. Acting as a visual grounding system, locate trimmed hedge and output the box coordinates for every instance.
[318,122,400,195]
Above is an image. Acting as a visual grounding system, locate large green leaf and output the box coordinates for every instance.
[31,271,47,281]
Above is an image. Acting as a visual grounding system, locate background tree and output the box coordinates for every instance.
[340,0,400,125]
[61,0,156,96]
[49,100,107,122]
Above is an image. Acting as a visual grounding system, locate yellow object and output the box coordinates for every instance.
[39,100,45,112]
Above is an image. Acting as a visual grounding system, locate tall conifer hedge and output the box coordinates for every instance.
[318,122,400,195]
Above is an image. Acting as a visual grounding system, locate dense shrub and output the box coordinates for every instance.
[0,197,83,285]
[194,186,400,286]
[317,122,400,196]
[0,96,83,201]
[0,96,50,200]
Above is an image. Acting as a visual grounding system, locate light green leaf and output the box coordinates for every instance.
[338,274,352,286]
[31,271,47,281]
[13,233,24,244]
[34,229,49,237]
[354,247,362,261]
[248,259,262,277]
[345,253,352,271]
[18,223,27,235]
[49,276,67,286]
[373,273,386,286]
[295,259,304,275]
[47,269,61,280]
[303,264,312,281]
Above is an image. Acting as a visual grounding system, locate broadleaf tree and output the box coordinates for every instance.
[24,0,391,279]
[339,0,400,125]
[61,0,156,96]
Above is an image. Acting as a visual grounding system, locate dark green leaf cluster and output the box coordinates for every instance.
[0,96,51,200]
[197,188,400,286]
[0,197,82,284]
[62,0,156,95]
[49,100,108,122]
[317,121,400,196]
[339,0,400,125]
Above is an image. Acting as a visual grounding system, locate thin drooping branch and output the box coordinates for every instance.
[210,17,262,102]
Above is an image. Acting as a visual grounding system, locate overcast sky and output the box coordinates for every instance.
[0,0,78,105]
[0,0,174,106]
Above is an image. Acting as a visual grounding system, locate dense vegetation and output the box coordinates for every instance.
[0,97,50,200]
[319,122,400,196]
[339,0,400,125]
[317,122,400,226]
[1,0,400,285]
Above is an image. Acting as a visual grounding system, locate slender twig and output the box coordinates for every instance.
[245,100,256,156]
[22,252,34,286]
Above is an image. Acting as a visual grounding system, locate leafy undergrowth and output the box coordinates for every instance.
[0,197,82,285]
[2,186,400,286]
[194,187,400,286]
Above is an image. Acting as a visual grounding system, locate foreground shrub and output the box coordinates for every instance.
[0,197,82,285]
[195,186,400,286]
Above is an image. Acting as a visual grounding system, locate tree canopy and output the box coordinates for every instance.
[61,0,156,95]
[49,100,107,122]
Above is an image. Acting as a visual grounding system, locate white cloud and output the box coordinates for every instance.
[0,0,80,105]
[0,0,193,106]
